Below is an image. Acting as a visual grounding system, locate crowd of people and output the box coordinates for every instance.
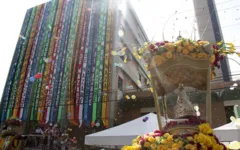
[25,124,77,149]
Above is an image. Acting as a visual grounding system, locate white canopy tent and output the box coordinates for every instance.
[85,113,166,146]
[214,122,240,142]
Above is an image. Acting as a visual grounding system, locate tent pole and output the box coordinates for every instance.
[151,77,163,131]
[206,66,212,125]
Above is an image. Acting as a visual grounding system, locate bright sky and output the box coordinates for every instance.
[0,0,49,98]
[0,0,239,98]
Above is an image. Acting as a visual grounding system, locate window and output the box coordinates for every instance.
[118,76,123,91]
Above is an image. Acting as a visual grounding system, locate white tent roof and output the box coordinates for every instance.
[85,113,166,146]
[214,122,240,142]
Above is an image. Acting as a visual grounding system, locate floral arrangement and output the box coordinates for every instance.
[5,117,22,126]
[137,38,238,80]
[121,123,227,150]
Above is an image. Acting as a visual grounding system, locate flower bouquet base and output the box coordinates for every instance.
[122,117,227,150]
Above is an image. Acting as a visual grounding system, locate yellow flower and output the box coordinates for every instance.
[175,40,183,46]
[150,143,157,149]
[144,141,151,148]
[187,136,194,141]
[199,123,213,135]
[199,40,209,46]
[226,42,234,47]
[176,46,183,52]
[185,144,194,150]
[164,51,173,58]
[188,45,194,51]
[197,53,207,59]
[121,146,133,150]
[155,137,161,143]
[157,145,168,150]
[167,135,173,142]
[211,72,215,80]
[182,48,189,55]
[217,41,223,46]
[148,136,155,143]
[161,139,167,145]
[183,41,190,47]
[132,139,137,144]
[213,144,224,150]
[193,42,199,49]
[163,133,170,138]
[210,55,215,63]
[177,141,183,147]
[190,53,197,58]
[196,133,212,147]
[153,55,166,66]
[132,143,141,150]
[165,43,175,52]
[136,136,141,141]
[149,132,154,136]
[172,143,180,149]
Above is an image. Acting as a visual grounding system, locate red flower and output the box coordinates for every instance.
[149,44,155,49]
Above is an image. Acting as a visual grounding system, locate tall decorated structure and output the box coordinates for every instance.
[0,0,118,128]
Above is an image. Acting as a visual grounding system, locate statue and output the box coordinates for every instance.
[174,84,195,118]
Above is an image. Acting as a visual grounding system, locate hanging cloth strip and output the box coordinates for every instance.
[48,0,71,123]
[0,9,32,122]
[102,0,114,127]
[87,0,101,125]
[43,0,67,123]
[13,5,44,118]
[26,2,51,121]
[57,0,82,122]
[6,7,37,120]
[92,0,107,124]
[69,0,86,124]
[30,0,58,122]
[103,0,114,127]
[39,0,64,122]
[52,0,74,123]
[17,5,46,120]
[83,0,97,125]
[78,0,94,126]
[75,0,90,125]
[44,0,68,123]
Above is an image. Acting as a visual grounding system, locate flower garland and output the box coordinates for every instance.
[122,123,227,150]
[137,38,239,80]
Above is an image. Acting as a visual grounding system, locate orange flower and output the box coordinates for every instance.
[183,41,190,47]
[183,49,189,55]
[188,45,194,51]
[197,53,208,59]
[176,46,183,52]
[164,51,173,58]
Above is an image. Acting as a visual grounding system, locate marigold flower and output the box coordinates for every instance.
[144,141,151,148]
[176,46,183,52]
[148,136,155,143]
[199,123,213,135]
[150,143,157,149]
[182,48,189,55]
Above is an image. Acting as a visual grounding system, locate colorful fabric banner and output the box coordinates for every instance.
[92,0,108,125]
[0,0,115,126]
